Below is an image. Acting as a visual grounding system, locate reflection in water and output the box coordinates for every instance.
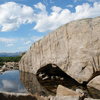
[0,70,52,96]
[0,70,27,93]
[0,70,100,98]
[36,64,82,93]
[20,71,54,96]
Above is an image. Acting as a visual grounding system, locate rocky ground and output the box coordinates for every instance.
[0,62,100,100]
[0,66,100,100]
[0,62,19,73]
[0,85,100,100]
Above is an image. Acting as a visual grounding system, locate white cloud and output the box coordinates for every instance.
[33,2,100,32]
[32,36,43,42]
[18,88,28,93]
[6,43,14,47]
[0,2,100,32]
[66,4,74,8]
[0,36,42,50]
[0,2,34,32]
[51,6,62,13]
[1,79,27,93]
[2,80,17,89]
[23,36,43,46]
[0,37,15,43]
[24,40,32,45]
[34,2,46,11]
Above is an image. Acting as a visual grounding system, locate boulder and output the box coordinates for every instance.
[56,85,83,97]
[87,75,100,98]
[50,96,80,100]
[0,92,49,100]
[87,75,100,90]
[19,17,100,83]
[4,62,19,70]
[0,92,37,100]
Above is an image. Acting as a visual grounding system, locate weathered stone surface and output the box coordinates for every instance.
[19,17,100,83]
[49,96,80,100]
[0,92,37,100]
[20,71,51,96]
[0,62,19,73]
[87,75,100,90]
[87,75,100,98]
[4,62,19,68]
[0,92,49,100]
[84,98,100,100]
[56,85,83,97]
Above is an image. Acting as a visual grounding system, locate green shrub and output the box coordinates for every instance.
[0,56,22,63]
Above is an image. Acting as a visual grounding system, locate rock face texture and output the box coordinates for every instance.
[0,92,37,100]
[87,76,100,98]
[50,96,80,100]
[20,71,51,96]
[19,17,100,83]
[88,75,100,91]
[0,92,49,100]
[56,85,83,97]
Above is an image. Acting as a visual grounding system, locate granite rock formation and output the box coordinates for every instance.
[87,76,100,98]
[0,92,37,100]
[19,17,100,83]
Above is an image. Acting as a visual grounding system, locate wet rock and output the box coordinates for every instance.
[87,75,100,98]
[0,62,19,73]
[0,70,3,74]
[2,65,7,71]
[56,85,83,97]
[76,89,84,97]
[0,92,37,100]
[0,92,49,100]
[4,62,19,70]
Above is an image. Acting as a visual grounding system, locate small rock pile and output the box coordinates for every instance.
[0,62,19,73]
[0,85,100,100]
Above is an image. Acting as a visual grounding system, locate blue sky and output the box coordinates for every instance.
[0,0,100,52]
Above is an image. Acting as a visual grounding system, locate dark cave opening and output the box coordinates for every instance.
[36,64,82,93]
[36,63,100,98]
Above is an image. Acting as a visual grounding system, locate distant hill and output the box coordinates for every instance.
[0,52,23,57]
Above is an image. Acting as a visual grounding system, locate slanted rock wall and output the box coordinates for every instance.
[19,17,100,83]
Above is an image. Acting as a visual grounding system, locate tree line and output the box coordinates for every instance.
[0,56,21,66]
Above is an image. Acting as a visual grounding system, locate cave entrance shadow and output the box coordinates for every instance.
[36,64,81,93]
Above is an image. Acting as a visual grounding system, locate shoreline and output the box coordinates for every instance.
[0,62,19,74]
[0,70,100,100]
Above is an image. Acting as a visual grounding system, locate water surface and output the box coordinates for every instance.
[0,70,51,96]
[0,70,100,98]
[0,70,28,93]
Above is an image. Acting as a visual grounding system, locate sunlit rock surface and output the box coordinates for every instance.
[87,75,100,98]
[19,17,100,83]
[49,96,80,100]
[56,85,83,97]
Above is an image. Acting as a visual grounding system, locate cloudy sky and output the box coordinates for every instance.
[0,0,100,52]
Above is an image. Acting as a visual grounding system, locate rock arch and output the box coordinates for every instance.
[36,63,81,90]
[19,17,100,83]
